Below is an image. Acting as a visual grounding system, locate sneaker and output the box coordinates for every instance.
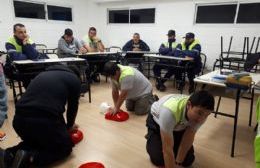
[0,148,15,168]
[11,150,31,168]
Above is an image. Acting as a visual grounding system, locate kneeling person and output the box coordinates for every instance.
[104,62,153,115]
[146,91,214,168]
[0,65,81,168]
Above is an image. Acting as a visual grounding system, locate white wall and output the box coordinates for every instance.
[1,0,260,69]
[0,0,99,50]
[95,0,260,69]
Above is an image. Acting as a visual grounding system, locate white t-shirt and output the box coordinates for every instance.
[111,67,152,99]
[151,94,203,135]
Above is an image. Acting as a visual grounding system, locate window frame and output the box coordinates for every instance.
[107,7,156,25]
[12,0,74,23]
[194,2,238,24]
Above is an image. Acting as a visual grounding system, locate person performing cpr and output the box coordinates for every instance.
[0,65,81,168]
[103,62,154,116]
[146,91,215,168]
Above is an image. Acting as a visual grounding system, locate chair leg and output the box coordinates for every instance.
[215,96,222,118]
[255,123,258,132]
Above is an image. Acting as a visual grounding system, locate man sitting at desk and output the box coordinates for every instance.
[82,27,105,52]
[122,33,150,52]
[57,28,86,58]
[104,62,154,116]
[5,23,48,88]
[0,65,81,168]
[175,32,202,94]
[153,30,179,92]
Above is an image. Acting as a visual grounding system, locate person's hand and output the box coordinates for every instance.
[68,123,79,132]
[23,35,29,45]
[79,47,87,54]
[185,56,193,60]
[93,36,100,43]
[108,107,119,115]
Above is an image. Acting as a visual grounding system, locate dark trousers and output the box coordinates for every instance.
[153,63,176,82]
[146,112,195,167]
[7,114,73,167]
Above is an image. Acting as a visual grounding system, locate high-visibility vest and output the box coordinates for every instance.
[163,42,178,49]
[181,39,200,51]
[118,64,134,83]
[7,37,33,53]
[162,95,189,123]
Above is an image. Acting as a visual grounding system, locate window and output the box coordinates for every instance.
[195,4,237,23]
[13,0,45,19]
[108,8,155,24]
[237,3,260,23]
[130,8,155,23]
[47,5,72,21]
[109,10,129,23]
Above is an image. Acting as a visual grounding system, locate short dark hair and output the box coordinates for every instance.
[13,23,25,32]
[89,27,96,32]
[133,33,140,36]
[188,90,215,111]
[103,62,120,76]
[64,28,73,36]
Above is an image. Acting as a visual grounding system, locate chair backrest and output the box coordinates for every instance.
[200,53,207,75]
[46,53,58,59]
[108,46,122,53]
[36,44,47,53]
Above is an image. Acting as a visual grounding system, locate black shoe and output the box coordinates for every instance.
[92,74,100,83]
[159,84,166,92]
[155,79,161,90]
[0,148,15,168]
[11,150,31,168]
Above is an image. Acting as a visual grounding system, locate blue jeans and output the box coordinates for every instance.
[0,74,7,127]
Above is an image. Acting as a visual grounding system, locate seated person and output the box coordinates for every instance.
[104,62,154,115]
[0,65,81,168]
[146,91,214,168]
[81,27,105,82]
[82,27,105,52]
[5,23,48,88]
[122,33,150,52]
[153,30,179,92]
[175,32,202,94]
[122,33,150,72]
[57,28,86,58]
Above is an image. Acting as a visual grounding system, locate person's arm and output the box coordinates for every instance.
[175,127,196,165]
[112,89,119,106]
[185,44,201,59]
[141,41,150,51]
[97,40,105,52]
[174,44,184,58]
[23,43,39,60]
[122,41,133,51]
[114,89,128,112]
[75,39,87,54]
[5,43,28,60]
[66,78,81,129]
[58,39,75,54]
[159,44,170,55]
[161,130,176,168]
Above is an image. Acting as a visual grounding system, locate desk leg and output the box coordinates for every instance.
[215,96,222,118]
[249,88,254,127]
[231,89,241,157]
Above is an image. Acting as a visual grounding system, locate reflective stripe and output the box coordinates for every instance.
[118,64,134,83]
[7,49,17,53]
[162,96,188,123]
[181,39,200,51]
[7,37,33,53]
[162,42,178,48]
